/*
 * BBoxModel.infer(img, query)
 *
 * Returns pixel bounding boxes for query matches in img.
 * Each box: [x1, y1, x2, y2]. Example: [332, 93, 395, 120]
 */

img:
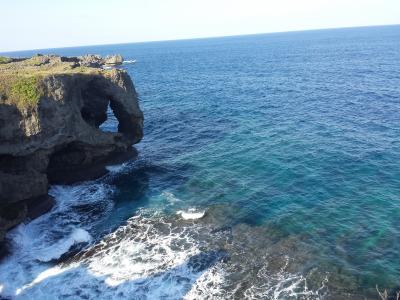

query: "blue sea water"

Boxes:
[1, 25, 400, 299]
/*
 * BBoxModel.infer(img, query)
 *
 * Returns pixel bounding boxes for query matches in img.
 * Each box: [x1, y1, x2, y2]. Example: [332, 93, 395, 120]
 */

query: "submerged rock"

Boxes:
[0, 54, 143, 246]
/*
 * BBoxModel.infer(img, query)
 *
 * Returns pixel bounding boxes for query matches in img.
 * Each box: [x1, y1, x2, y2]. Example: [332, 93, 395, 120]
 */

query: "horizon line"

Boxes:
[1, 23, 399, 55]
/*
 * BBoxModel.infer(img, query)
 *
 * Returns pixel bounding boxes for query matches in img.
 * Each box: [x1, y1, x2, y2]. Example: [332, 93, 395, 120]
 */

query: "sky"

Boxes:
[1, 0, 400, 52]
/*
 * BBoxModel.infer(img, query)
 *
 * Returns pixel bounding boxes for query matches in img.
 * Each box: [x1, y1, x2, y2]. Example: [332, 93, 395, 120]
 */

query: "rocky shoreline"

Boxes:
[0, 54, 143, 251]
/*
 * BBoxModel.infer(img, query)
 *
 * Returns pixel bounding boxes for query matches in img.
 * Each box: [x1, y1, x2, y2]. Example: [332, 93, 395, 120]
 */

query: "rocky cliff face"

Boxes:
[0, 54, 143, 246]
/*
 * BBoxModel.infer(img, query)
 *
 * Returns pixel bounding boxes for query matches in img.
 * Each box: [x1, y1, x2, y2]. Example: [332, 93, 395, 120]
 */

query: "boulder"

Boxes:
[104, 54, 124, 65]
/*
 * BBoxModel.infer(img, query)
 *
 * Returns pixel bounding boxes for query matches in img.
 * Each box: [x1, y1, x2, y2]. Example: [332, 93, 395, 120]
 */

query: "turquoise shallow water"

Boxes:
[1, 25, 400, 298]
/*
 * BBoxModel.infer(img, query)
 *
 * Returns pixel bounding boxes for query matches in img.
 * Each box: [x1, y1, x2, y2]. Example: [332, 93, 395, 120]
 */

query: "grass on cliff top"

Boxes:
[0, 56, 12, 64]
[0, 61, 105, 108]
[0, 57, 118, 108]
[0, 63, 102, 76]
[0, 75, 44, 108]
[0, 55, 105, 78]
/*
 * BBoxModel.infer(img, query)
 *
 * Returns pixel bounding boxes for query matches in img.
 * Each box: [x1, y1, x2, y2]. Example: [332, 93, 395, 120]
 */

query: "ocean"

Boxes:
[1, 25, 400, 299]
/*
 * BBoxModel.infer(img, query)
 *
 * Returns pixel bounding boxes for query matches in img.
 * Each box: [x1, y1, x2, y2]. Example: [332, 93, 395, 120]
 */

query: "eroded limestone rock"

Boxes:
[0, 54, 143, 245]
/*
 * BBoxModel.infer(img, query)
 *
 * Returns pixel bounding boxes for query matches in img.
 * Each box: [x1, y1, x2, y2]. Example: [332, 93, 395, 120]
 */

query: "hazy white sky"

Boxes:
[1, 0, 400, 52]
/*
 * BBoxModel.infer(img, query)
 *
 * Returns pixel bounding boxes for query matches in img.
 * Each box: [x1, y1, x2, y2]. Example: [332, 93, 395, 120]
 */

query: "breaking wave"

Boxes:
[0, 184, 329, 299]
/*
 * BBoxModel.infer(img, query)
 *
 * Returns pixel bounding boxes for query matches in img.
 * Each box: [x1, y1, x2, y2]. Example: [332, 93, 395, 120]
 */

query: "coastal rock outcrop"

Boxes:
[104, 54, 124, 65]
[0, 54, 143, 246]
[78, 54, 124, 67]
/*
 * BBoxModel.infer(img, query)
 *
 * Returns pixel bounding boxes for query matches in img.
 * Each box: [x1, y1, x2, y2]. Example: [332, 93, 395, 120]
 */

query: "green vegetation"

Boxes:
[0, 56, 12, 64]
[10, 76, 43, 107]
[0, 75, 44, 108]
[27, 56, 42, 66]
[0, 63, 101, 77]
[0, 54, 111, 108]
[26, 55, 49, 66]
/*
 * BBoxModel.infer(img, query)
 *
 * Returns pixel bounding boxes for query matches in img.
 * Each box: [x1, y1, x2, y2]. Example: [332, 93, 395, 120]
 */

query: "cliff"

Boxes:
[0, 54, 143, 247]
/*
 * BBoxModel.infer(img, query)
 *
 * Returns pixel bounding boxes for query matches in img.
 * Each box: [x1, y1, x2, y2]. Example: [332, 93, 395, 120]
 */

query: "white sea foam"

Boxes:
[35, 228, 92, 262]
[183, 264, 226, 299]
[177, 208, 206, 220]
[241, 257, 328, 299]
[15, 265, 74, 296]
[0, 182, 114, 299]
[1, 212, 226, 299]
[161, 191, 182, 203]
[78, 213, 220, 298]
[105, 163, 127, 173]
[0, 182, 326, 299]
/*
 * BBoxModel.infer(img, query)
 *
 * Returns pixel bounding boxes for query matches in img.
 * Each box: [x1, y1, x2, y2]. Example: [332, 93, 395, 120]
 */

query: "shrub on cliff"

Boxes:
[0, 75, 43, 108]
[10, 76, 43, 107]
